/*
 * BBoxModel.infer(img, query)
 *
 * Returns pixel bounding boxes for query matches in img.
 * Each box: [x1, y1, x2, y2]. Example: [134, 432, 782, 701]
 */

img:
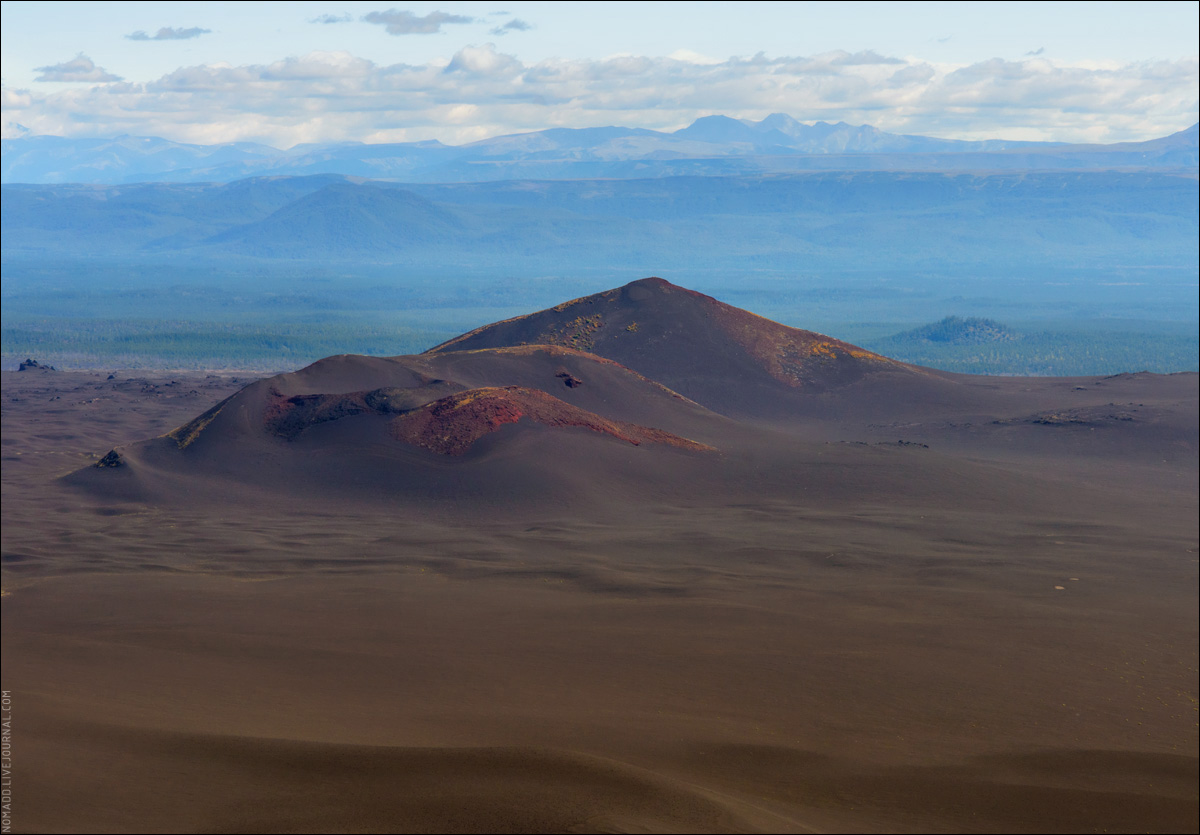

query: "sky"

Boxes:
[1, 1, 1197, 147]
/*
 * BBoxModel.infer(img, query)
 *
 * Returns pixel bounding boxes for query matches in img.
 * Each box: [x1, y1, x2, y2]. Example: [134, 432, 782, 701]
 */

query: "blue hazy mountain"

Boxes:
[205, 182, 463, 257]
[3, 116, 1195, 185]
[4, 171, 1195, 273]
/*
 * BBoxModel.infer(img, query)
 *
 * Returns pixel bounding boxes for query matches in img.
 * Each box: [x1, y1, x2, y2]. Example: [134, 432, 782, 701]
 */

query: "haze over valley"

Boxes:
[3, 117, 1198, 375]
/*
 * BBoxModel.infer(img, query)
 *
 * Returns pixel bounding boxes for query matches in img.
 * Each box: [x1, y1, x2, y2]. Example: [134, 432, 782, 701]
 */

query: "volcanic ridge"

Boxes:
[74, 277, 1197, 514]
[83, 277, 916, 472]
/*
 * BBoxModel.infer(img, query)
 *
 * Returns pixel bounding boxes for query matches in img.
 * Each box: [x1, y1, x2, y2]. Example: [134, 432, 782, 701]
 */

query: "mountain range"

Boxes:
[5, 170, 1196, 274]
[4, 115, 1196, 185]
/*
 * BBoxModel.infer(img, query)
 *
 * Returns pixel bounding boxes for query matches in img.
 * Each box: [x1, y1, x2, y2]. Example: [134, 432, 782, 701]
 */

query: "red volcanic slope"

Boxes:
[159, 346, 721, 454]
[390, 386, 715, 455]
[427, 277, 921, 416]
[69, 347, 730, 513]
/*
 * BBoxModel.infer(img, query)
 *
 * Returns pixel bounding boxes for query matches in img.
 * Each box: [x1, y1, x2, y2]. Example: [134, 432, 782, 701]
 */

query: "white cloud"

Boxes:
[444, 43, 521, 76]
[33, 54, 122, 83]
[1, 88, 33, 108]
[126, 27, 211, 41]
[362, 9, 473, 35]
[828, 50, 906, 66]
[4, 48, 1196, 147]
[489, 18, 532, 36]
[667, 50, 723, 66]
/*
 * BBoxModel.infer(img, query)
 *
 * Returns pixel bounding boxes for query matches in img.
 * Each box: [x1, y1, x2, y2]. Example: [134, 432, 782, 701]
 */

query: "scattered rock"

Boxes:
[95, 450, 124, 468]
[18, 358, 55, 372]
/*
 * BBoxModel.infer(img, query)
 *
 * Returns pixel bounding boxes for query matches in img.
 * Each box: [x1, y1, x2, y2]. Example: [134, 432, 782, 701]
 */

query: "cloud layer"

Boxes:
[6, 45, 1197, 146]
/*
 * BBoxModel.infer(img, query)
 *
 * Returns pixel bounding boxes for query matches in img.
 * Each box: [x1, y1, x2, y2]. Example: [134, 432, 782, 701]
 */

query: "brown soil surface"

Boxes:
[2, 284, 1197, 833]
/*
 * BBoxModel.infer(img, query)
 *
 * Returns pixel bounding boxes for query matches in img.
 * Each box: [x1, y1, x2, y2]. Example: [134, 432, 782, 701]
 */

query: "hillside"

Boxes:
[428, 277, 919, 417]
[67, 278, 1199, 513]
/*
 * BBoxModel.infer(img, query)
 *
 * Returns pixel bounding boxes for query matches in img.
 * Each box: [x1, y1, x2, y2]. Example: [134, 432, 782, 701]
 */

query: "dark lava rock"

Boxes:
[95, 450, 124, 468]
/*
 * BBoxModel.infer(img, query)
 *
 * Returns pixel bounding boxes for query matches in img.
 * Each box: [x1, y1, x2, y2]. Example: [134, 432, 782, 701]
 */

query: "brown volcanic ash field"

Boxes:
[2, 279, 1197, 833]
